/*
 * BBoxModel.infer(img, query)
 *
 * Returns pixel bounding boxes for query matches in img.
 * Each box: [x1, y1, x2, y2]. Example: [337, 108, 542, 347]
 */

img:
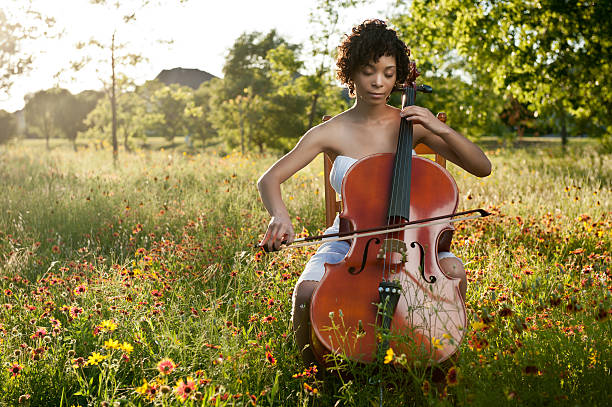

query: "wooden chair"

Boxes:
[322, 113, 448, 228]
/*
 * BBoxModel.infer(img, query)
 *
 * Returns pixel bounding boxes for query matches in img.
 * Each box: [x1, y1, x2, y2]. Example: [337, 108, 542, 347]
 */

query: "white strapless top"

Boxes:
[329, 151, 416, 196]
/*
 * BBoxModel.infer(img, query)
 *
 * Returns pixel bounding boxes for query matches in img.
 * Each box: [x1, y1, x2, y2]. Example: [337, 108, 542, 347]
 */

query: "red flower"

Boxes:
[265, 351, 276, 365]
[174, 377, 196, 402]
[261, 315, 277, 323]
[9, 362, 23, 378]
[446, 366, 459, 387]
[157, 358, 176, 375]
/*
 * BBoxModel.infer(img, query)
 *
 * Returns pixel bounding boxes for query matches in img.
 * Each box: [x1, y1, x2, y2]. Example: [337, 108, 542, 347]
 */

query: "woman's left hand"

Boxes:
[400, 106, 446, 135]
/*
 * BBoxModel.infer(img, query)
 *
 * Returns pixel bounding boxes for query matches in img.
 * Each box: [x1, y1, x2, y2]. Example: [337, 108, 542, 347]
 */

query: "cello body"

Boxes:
[309, 153, 467, 366]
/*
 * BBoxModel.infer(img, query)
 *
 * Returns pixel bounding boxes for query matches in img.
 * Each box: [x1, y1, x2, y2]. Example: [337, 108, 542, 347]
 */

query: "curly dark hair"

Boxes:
[336, 19, 410, 97]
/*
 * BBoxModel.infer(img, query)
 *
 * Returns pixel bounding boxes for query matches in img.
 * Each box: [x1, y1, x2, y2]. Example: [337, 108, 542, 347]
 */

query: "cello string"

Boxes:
[386, 83, 408, 282]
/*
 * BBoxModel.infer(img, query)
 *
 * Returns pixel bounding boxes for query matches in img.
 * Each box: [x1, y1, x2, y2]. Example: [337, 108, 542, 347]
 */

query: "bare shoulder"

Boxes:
[304, 113, 351, 155]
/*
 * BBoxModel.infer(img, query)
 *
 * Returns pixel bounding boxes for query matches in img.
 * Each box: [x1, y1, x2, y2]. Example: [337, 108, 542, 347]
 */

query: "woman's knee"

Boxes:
[439, 257, 465, 280]
[292, 280, 319, 316]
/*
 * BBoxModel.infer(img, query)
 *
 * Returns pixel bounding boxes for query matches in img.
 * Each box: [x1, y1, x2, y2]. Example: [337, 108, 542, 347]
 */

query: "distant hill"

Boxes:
[155, 68, 218, 90]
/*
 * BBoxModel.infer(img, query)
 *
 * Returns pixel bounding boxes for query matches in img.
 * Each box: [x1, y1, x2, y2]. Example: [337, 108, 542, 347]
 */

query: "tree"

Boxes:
[221, 30, 297, 100]
[24, 88, 70, 149]
[0, 110, 17, 144]
[189, 80, 219, 147]
[56, 90, 103, 150]
[304, 0, 367, 128]
[69, 0, 179, 163]
[393, 0, 612, 145]
[148, 84, 194, 142]
[0, 3, 57, 97]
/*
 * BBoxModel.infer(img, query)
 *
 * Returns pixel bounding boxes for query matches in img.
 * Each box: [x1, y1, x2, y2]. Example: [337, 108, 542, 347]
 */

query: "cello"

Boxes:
[309, 62, 467, 366]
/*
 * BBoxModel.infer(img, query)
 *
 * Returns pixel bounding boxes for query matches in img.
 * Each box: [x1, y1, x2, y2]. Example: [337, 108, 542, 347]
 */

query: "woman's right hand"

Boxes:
[259, 215, 295, 252]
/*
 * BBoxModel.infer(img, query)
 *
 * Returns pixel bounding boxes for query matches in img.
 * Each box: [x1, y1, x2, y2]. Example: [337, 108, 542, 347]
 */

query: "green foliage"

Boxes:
[393, 0, 612, 140]
[24, 88, 101, 149]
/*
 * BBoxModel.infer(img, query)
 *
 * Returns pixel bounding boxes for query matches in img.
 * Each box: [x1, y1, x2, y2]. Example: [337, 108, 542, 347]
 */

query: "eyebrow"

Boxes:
[364, 64, 396, 69]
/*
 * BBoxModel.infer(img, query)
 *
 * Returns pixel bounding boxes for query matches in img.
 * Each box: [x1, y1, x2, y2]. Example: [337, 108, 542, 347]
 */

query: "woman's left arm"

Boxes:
[401, 105, 491, 177]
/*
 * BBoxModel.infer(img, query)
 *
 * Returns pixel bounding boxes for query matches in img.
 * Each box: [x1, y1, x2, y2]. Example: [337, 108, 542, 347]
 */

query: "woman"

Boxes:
[257, 19, 491, 365]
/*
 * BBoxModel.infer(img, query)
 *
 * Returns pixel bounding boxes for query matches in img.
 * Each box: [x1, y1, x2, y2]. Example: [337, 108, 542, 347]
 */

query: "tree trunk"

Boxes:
[111, 32, 118, 165]
[123, 128, 131, 152]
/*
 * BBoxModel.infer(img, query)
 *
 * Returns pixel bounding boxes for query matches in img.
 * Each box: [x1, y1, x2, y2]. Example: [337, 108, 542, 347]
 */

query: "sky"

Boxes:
[1, 0, 397, 112]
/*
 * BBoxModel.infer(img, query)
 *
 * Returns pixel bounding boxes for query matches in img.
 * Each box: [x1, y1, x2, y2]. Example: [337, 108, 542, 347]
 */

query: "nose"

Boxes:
[372, 73, 384, 88]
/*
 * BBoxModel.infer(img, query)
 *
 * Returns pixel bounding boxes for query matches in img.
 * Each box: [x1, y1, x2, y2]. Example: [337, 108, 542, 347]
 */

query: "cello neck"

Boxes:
[387, 82, 416, 222]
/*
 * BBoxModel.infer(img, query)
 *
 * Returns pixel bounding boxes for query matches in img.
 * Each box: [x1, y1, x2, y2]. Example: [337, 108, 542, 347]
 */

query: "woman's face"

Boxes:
[352, 54, 396, 104]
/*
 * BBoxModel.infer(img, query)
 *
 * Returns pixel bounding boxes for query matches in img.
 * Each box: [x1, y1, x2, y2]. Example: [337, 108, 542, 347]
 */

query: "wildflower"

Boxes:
[9, 362, 23, 378]
[72, 357, 85, 368]
[303, 383, 318, 395]
[120, 342, 134, 354]
[30, 327, 48, 339]
[157, 358, 176, 375]
[104, 338, 121, 350]
[261, 315, 277, 323]
[100, 319, 118, 332]
[135, 379, 149, 396]
[70, 306, 84, 318]
[472, 320, 488, 331]
[73, 284, 87, 295]
[383, 347, 394, 364]
[446, 366, 459, 387]
[52, 245, 60, 253]
[174, 377, 196, 402]
[431, 337, 444, 350]
[421, 380, 430, 395]
[265, 351, 276, 365]
[86, 352, 108, 366]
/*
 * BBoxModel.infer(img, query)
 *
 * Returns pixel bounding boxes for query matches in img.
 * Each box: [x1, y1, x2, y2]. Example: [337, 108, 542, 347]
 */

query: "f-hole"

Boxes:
[410, 241, 436, 284]
[348, 237, 380, 275]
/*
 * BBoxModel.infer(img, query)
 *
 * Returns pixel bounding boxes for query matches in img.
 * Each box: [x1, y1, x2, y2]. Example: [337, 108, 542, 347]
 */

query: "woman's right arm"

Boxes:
[257, 126, 329, 251]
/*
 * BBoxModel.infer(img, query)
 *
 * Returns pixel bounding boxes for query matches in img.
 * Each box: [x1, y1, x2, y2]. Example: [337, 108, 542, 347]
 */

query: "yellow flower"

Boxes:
[104, 338, 121, 350]
[383, 347, 394, 364]
[86, 352, 108, 366]
[472, 321, 488, 331]
[135, 378, 149, 395]
[100, 319, 118, 332]
[432, 337, 443, 350]
[120, 342, 134, 354]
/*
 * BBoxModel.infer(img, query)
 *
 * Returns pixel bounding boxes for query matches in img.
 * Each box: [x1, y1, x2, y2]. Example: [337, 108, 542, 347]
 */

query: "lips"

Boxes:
[368, 92, 385, 98]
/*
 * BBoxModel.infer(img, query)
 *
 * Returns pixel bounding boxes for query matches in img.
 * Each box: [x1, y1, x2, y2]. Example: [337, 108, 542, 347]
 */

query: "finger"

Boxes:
[286, 230, 295, 245]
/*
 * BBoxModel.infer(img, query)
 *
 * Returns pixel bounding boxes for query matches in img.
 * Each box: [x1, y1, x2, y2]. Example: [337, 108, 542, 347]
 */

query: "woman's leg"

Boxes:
[292, 280, 319, 365]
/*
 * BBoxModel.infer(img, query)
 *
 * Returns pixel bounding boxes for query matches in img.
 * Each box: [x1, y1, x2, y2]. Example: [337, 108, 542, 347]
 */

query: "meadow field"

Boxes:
[0, 139, 610, 406]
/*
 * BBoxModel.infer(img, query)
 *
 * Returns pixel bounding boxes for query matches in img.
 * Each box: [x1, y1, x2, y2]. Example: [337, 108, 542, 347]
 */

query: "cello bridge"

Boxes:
[377, 238, 408, 267]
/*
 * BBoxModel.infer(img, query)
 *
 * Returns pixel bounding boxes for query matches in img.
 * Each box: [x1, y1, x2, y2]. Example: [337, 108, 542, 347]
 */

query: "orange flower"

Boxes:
[174, 377, 196, 402]
[9, 362, 23, 378]
[157, 358, 176, 375]
[446, 366, 459, 387]
[265, 351, 276, 365]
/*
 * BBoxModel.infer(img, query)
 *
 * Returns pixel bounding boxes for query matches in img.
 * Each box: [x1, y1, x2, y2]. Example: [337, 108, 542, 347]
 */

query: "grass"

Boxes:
[0, 138, 610, 406]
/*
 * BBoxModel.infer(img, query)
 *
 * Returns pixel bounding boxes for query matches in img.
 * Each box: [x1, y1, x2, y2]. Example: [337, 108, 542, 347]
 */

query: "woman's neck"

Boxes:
[349, 98, 390, 123]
